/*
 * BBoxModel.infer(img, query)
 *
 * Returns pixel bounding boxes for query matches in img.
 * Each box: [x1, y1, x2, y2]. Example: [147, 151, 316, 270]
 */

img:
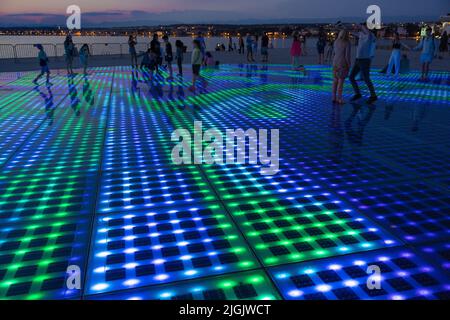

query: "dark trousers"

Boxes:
[177, 58, 183, 75]
[349, 58, 376, 97]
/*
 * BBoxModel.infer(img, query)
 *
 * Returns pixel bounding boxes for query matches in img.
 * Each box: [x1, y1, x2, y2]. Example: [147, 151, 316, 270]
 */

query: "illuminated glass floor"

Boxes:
[0, 64, 449, 300]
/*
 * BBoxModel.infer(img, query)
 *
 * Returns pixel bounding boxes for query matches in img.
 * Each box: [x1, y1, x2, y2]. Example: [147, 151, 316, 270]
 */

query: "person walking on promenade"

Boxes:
[261, 32, 269, 62]
[253, 35, 259, 60]
[349, 23, 378, 104]
[175, 40, 185, 77]
[301, 33, 308, 56]
[128, 35, 138, 68]
[317, 29, 327, 64]
[246, 33, 254, 62]
[195, 32, 207, 62]
[325, 35, 335, 63]
[188, 40, 208, 92]
[290, 32, 306, 74]
[332, 30, 351, 104]
[64, 35, 75, 75]
[32, 44, 52, 86]
[239, 35, 245, 54]
[228, 36, 234, 52]
[413, 27, 438, 81]
[79, 44, 90, 75]
[386, 32, 409, 78]
[163, 35, 174, 80]
[150, 33, 162, 74]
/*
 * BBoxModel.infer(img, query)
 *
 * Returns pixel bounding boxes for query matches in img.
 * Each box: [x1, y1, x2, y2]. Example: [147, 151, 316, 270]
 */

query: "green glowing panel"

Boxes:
[0, 218, 89, 299]
[226, 193, 398, 266]
[0, 173, 97, 223]
[88, 270, 280, 300]
[85, 202, 260, 295]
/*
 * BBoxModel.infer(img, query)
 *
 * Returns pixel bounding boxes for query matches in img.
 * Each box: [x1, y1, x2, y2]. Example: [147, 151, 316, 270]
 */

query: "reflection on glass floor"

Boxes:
[0, 64, 449, 300]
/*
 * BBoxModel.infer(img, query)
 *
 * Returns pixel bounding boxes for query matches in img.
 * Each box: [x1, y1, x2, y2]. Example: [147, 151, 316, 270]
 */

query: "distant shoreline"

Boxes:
[0, 17, 442, 29]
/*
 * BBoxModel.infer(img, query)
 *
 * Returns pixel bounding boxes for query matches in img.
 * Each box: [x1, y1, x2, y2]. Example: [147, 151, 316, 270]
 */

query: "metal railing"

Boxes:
[0, 39, 420, 62]
[0, 42, 152, 61]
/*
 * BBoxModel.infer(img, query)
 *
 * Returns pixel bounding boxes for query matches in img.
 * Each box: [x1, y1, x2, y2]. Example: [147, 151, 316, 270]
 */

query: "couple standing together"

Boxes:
[332, 23, 378, 105]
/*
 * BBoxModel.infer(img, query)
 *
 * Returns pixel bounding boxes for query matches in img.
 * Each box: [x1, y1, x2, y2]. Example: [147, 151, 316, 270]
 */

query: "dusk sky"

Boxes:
[0, 0, 448, 26]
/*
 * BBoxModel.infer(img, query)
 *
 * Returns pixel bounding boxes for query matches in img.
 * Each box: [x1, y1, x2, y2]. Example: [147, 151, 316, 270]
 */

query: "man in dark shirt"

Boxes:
[163, 35, 174, 80]
[150, 33, 162, 73]
[261, 32, 270, 62]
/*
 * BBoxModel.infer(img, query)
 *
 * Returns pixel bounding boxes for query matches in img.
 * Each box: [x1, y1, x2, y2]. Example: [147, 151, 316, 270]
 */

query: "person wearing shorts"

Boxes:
[413, 27, 437, 81]
[189, 40, 207, 92]
[33, 44, 52, 86]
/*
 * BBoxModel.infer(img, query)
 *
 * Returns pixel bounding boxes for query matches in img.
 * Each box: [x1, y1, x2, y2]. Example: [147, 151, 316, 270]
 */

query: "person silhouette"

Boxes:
[32, 44, 52, 86]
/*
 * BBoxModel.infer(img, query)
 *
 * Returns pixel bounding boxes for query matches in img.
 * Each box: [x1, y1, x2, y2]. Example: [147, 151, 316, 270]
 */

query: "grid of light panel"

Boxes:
[0, 76, 77, 166]
[0, 173, 97, 223]
[417, 242, 450, 273]
[0, 64, 449, 300]
[371, 145, 450, 178]
[88, 270, 280, 300]
[337, 182, 450, 244]
[86, 203, 259, 295]
[0, 70, 114, 299]
[225, 193, 397, 266]
[269, 247, 450, 300]
[199, 151, 406, 202]
[0, 217, 89, 299]
[0, 71, 32, 86]
[97, 165, 217, 213]
[2, 74, 112, 176]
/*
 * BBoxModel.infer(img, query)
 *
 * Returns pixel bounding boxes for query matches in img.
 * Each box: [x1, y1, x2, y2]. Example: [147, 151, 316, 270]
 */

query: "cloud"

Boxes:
[0, 4, 445, 27]
[83, 11, 127, 17]
[5, 13, 61, 17]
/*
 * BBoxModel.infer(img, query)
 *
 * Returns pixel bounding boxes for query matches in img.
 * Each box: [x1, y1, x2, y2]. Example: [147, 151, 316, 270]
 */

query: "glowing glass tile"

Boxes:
[0, 173, 97, 223]
[87, 270, 280, 300]
[417, 242, 450, 273]
[338, 182, 450, 244]
[86, 203, 258, 295]
[372, 146, 450, 178]
[270, 247, 450, 300]
[97, 165, 217, 212]
[226, 193, 397, 266]
[2, 74, 113, 176]
[0, 218, 89, 299]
